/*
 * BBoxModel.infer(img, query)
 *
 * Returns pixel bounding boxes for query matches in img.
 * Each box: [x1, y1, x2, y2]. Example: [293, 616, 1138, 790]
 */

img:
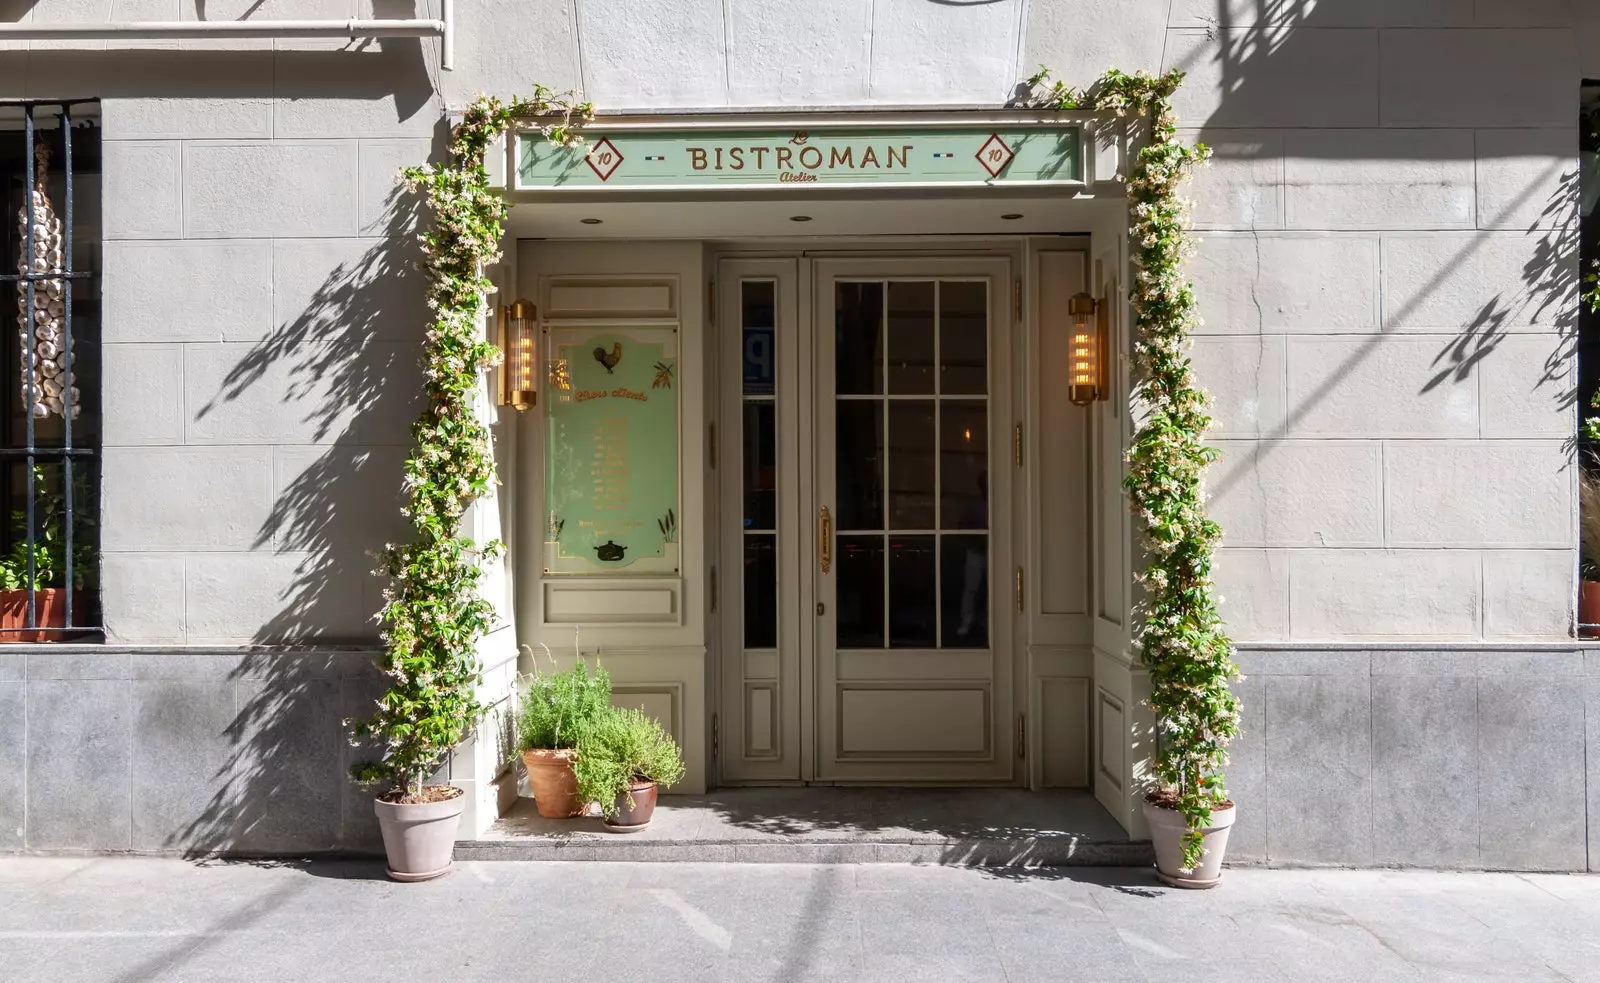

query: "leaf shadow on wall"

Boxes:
[176, 118, 447, 859]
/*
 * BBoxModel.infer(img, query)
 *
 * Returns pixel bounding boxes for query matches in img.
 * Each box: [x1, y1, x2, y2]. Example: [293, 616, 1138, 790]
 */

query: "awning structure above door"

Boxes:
[492, 109, 1118, 203]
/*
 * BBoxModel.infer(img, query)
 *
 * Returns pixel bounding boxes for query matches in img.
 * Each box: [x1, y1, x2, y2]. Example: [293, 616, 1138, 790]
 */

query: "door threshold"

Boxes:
[459, 787, 1148, 866]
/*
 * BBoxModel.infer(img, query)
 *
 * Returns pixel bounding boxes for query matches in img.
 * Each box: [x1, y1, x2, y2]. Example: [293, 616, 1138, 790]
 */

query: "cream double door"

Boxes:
[717, 255, 1016, 784]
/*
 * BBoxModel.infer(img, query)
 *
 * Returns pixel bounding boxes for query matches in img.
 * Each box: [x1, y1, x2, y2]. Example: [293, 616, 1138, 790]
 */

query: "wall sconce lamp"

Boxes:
[1068, 292, 1106, 407]
[498, 299, 538, 411]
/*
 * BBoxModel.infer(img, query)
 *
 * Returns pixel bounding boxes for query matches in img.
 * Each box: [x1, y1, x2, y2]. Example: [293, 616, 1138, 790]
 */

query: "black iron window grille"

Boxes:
[0, 100, 101, 640]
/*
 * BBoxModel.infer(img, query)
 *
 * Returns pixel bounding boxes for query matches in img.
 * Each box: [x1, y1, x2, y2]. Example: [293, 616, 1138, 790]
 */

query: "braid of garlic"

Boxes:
[15, 143, 78, 421]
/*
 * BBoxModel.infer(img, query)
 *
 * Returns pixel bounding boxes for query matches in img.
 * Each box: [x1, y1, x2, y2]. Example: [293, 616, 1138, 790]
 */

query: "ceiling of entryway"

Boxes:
[504, 193, 1123, 240]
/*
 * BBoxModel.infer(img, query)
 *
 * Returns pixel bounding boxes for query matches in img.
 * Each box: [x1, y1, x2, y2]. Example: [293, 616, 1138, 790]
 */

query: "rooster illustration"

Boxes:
[593, 342, 623, 374]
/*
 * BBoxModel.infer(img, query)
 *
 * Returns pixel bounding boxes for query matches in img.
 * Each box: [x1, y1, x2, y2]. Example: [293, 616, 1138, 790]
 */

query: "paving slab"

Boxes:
[3, 859, 1598, 983]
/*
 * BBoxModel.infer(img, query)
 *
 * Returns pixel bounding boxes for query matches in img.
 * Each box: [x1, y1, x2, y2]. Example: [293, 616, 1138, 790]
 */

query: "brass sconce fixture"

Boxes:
[498, 299, 538, 411]
[1067, 292, 1105, 407]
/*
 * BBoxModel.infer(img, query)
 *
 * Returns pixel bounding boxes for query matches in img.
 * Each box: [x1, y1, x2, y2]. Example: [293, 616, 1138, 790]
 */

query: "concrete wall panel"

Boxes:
[103, 240, 273, 343]
[1209, 439, 1383, 547]
[1385, 440, 1571, 548]
[1284, 129, 1476, 231]
[183, 141, 359, 238]
[1289, 550, 1481, 639]
[1285, 336, 1478, 438]
[1190, 233, 1379, 334]
[1380, 29, 1577, 127]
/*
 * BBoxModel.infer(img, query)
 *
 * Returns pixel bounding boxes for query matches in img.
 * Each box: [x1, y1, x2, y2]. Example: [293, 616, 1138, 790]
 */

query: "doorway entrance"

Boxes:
[716, 254, 1017, 784]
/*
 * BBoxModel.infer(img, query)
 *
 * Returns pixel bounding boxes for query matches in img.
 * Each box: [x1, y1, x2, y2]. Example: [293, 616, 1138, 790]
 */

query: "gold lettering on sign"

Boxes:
[779, 171, 817, 183]
[611, 387, 648, 402]
[683, 140, 920, 177]
[575, 389, 608, 402]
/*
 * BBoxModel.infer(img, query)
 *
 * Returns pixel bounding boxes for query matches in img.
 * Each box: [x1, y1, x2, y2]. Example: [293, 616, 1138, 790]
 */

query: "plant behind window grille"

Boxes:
[15, 144, 78, 420]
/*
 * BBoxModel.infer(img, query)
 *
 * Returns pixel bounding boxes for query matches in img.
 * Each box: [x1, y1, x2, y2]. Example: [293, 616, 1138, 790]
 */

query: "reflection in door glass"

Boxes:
[889, 535, 936, 648]
[743, 401, 775, 530]
[940, 401, 988, 531]
[835, 282, 884, 395]
[940, 280, 988, 395]
[835, 535, 885, 648]
[887, 400, 934, 529]
[835, 401, 883, 530]
[887, 281, 935, 395]
[744, 535, 777, 649]
[741, 280, 778, 652]
[941, 535, 988, 648]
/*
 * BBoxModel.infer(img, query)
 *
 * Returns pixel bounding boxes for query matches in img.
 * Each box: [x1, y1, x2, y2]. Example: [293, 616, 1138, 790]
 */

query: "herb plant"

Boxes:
[0, 466, 94, 593]
[346, 87, 593, 801]
[516, 660, 612, 751]
[1030, 67, 1241, 871]
[572, 705, 686, 819]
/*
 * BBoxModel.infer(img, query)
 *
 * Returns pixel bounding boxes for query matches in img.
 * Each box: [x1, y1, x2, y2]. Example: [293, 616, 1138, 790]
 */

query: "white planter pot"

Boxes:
[1142, 799, 1236, 889]
[374, 788, 465, 882]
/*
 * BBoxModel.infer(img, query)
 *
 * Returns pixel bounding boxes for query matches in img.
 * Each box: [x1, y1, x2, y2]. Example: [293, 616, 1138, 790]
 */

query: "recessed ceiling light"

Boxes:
[789, 215, 813, 223]
[1001, 213, 1024, 220]
[580, 217, 603, 225]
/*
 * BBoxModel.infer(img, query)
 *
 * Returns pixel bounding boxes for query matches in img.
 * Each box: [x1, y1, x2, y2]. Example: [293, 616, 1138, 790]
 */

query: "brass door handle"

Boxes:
[819, 506, 832, 575]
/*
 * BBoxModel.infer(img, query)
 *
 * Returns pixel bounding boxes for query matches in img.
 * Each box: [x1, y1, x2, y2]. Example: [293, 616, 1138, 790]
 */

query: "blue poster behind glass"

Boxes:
[742, 325, 774, 396]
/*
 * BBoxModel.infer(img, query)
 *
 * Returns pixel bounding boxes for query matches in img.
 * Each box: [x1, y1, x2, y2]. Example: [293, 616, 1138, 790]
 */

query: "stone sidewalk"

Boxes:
[3, 858, 1598, 982]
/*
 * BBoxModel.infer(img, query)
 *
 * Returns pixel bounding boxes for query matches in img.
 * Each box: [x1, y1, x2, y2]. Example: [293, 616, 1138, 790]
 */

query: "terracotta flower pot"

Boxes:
[522, 748, 583, 818]
[1580, 581, 1600, 639]
[374, 786, 464, 883]
[0, 588, 84, 643]
[604, 780, 658, 833]
[1143, 798, 1236, 890]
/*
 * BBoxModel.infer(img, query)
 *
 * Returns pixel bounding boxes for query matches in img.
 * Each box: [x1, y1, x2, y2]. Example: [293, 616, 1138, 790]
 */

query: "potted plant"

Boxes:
[0, 466, 94, 642]
[346, 536, 500, 882]
[1580, 469, 1600, 638]
[572, 704, 685, 832]
[516, 659, 612, 818]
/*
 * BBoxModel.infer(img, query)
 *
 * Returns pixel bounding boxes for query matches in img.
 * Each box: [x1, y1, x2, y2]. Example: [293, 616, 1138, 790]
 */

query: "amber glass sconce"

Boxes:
[1068, 292, 1105, 407]
[498, 299, 538, 410]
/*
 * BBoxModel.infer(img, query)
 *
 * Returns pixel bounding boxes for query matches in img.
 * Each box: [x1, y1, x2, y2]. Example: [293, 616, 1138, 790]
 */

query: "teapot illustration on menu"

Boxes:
[594, 540, 627, 562]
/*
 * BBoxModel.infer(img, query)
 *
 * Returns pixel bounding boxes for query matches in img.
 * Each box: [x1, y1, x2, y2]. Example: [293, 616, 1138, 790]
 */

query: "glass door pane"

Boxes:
[832, 280, 989, 650]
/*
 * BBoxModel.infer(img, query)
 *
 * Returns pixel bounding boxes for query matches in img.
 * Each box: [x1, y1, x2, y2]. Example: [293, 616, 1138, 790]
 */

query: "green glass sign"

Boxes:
[544, 326, 680, 575]
[515, 124, 1081, 191]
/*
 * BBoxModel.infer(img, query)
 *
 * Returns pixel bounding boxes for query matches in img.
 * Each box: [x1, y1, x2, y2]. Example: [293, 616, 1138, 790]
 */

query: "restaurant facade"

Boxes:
[2, 0, 1599, 870]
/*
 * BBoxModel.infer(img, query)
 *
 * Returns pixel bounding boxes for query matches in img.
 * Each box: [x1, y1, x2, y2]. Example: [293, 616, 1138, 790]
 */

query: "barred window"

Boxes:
[0, 101, 100, 640]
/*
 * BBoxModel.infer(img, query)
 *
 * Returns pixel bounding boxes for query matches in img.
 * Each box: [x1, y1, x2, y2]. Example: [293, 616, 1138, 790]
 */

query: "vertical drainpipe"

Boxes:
[441, 0, 454, 70]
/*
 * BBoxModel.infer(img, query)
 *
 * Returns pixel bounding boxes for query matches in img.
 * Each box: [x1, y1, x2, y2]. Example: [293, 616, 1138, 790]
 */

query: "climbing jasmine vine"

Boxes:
[1030, 67, 1241, 870]
[347, 88, 593, 799]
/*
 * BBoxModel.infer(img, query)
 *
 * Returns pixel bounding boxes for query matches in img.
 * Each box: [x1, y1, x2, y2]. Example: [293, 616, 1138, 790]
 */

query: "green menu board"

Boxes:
[544, 325, 680, 575]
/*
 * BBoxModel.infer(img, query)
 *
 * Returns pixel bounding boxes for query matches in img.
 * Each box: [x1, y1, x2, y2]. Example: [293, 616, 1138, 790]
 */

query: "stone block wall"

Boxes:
[0, 648, 384, 855]
[1228, 646, 1599, 872]
[1170, 8, 1584, 642]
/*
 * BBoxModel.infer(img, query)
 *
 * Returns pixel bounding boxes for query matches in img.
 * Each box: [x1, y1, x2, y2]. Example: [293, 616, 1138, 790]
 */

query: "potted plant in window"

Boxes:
[0, 467, 94, 643]
[516, 659, 612, 818]
[572, 704, 685, 832]
[1579, 469, 1600, 638]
